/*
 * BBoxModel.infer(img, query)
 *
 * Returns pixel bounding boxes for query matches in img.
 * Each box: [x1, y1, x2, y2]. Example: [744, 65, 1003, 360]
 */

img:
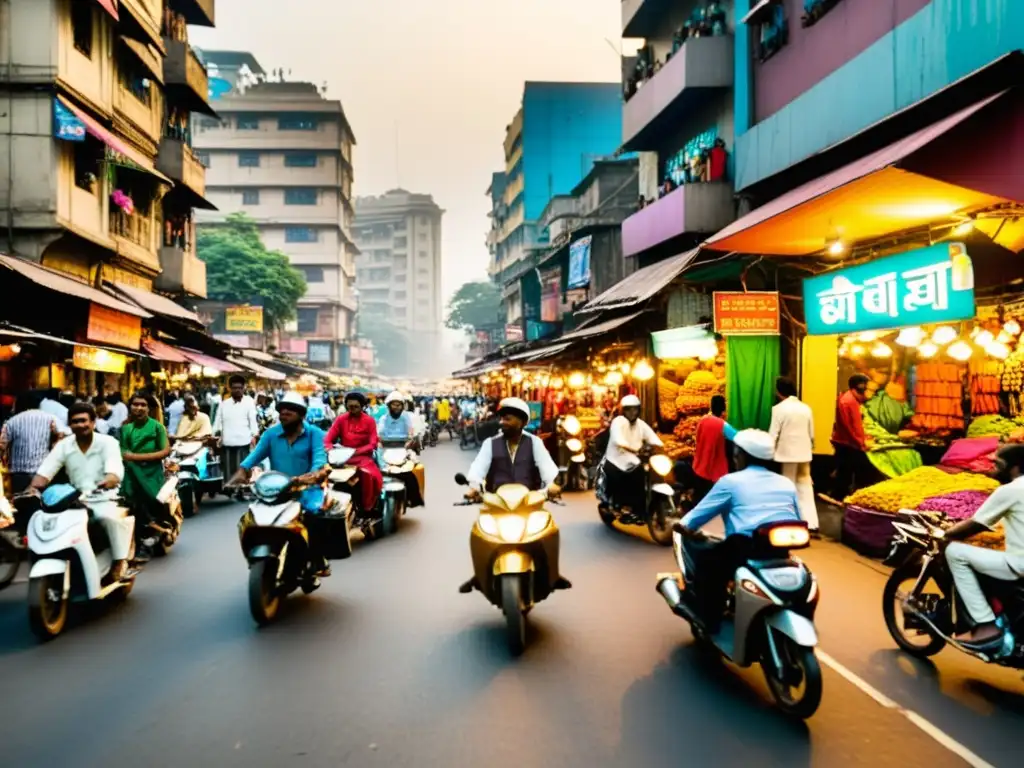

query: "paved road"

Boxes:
[1, 441, 1021, 767]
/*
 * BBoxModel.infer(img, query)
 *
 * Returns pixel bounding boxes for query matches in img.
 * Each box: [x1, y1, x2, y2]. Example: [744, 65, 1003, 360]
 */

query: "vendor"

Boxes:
[830, 373, 872, 499]
[691, 395, 736, 502]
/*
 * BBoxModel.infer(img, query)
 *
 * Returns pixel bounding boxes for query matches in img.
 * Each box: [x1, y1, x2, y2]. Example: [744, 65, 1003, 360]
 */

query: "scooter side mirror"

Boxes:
[454, 473, 469, 486]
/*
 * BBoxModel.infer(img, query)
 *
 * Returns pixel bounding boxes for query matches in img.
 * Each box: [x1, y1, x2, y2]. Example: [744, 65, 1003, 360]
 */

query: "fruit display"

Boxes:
[862, 412, 904, 448]
[845, 465, 999, 514]
[658, 377, 680, 421]
[1001, 348, 1024, 416]
[672, 370, 726, 417]
[966, 414, 1019, 440]
[910, 362, 964, 432]
[969, 359, 1002, 416]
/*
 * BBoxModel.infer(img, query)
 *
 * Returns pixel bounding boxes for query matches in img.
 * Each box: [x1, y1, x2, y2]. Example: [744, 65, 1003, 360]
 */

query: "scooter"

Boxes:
[454, 473, 569, 656]
[555, 415, 589, 492]
[167, 437, 223, 515]
[595, 447, 683, 545]
[655, 520, 823, 718]
[328, 446, 399, 540]
[18, 486, 137, 640]
[238, 471, 350, 626]
[379, 440, 426, 520]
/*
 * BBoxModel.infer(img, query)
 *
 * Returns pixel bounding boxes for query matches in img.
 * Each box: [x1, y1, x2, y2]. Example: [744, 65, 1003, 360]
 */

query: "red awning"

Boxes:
[94, 0, 119, 20]
[143, 338, 190, 363]
[705, 91, 1007, 254]
[55, 95, 171, 184]
[178, 348, 242, 374]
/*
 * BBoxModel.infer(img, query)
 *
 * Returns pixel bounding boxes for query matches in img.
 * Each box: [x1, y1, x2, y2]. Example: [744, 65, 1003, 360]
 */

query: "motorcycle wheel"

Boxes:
[763, 635, 823, 719]
[501, 574, 527, 656]
[647, 499, 677, 547]
[28, 573, 68, 640]
[382, 497, 401, 536]
[180, 487, 196, 518]
[0, 533, 22, 589]
[598, 504, 617, 529]
[248, 559, 281, 626]
[882, 563, 946, 657]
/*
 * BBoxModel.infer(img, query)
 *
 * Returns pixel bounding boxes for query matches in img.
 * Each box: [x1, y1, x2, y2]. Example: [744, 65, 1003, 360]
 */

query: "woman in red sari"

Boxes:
[324, 391, 382, 513]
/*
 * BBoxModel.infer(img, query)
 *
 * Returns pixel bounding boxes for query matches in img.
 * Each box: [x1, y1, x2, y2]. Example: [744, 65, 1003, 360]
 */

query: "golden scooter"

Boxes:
[454, 473, 569, 656]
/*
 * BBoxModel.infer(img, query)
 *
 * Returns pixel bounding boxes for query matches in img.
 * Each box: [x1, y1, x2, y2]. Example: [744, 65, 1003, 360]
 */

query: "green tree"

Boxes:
[445, 280, 502, 332]
[197, 213, 307, 330]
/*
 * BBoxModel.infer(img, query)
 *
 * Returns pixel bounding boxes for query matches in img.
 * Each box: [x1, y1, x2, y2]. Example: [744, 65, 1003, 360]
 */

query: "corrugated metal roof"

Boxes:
[579, 248, 699, 314]
[0, 255, 151, 318]
[559, 311, 645, 341]
[106, 282, 200, 324]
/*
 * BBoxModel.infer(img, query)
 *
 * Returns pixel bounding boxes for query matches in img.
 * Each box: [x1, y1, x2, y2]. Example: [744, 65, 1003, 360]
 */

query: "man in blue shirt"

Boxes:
[677, 428, 801, 632]
[377, 391, 416, 448]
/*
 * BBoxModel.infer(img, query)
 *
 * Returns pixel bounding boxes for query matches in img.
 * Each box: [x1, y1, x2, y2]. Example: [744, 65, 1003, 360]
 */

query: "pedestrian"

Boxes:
[106, 392, 129, 435]
[213, 375, 258, 499]
[768, 376, 818, 534]
[119, 392, 172, 561]
[166, 390, 185, 434]
[692, 395, 737, 503]
[176, 395, 213, 440]
[0, 391, 62, 497]
[94, 398, 113, 435]
[830, 373, 872, 500]
[40, 388, 69, 433]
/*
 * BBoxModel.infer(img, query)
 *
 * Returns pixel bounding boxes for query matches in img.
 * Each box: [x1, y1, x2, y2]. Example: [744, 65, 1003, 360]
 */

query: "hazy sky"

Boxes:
[192, 0, 628, 306]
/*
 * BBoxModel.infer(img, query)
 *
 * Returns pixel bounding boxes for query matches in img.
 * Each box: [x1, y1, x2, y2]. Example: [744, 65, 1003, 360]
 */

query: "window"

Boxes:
[299, 267, 324, 283]
[418, 250, 428, 259]
[284, 152, 318, 168]
[278, 114, 318, 131]
[198, 117, 221, 130]
[73, 139, 102, 193]
[417, 268, 428, 275]
[284, 188, 318, 205]
[285, 227, 319, 243]
[237, 115, 260, 130]
[418, 232, 427, 241]
[394, 236, 407, 248]
[417, 283, 429, 291]
[195, 150, 211, 168]
[420, 217, 428, 226]
[297, 308, 318, 334]
[71, 1, 93, 57]
[238, 152, 260, 168]
[117, 47, 152, 105]
[242, 190, 260, 205]
[395, 291, 407, 300]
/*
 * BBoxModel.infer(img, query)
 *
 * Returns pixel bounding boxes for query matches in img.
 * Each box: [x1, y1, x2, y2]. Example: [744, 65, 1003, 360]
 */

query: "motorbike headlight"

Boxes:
[649, 454, 673, 477]
[525, 511, 551, 536]
[565, 437, 584, 453]
[478, 513, 499, 536]
[562, 415, 581, 436]
[496, 514, 527, 543]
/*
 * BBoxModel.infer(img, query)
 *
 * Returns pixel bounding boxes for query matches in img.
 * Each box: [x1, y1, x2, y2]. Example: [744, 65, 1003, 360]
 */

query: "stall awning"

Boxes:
[580, 249, 700, 315]
[143, 338, 190, 363]
[55, 96, 171, 184]
[178, 348, 242, 374]
[704, 92, 1009, 256]
[231, 356, 286, 381]
[93, 0, 119, 20]
[559, 311, 645, 342]
[0, 255, 151, 318]
[105, 282, 200, 324]
[241, 349, 275, 362]
[0, 322, 141, 356]
[524, 342, 573, 362]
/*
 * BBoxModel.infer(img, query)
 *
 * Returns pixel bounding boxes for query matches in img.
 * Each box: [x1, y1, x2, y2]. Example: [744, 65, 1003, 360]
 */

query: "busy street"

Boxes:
[0, 439, 1018, 768]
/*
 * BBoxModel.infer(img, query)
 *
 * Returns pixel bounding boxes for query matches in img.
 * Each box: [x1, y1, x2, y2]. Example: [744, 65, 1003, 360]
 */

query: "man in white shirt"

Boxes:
[465, 397, 560, 496]
[602, 394, 663, 512]
[105, 393, 129, 433]
[944, 444, 1024, 646]
[40, 389, 70, 435]
[768, 377, 818, 533]
[213, 375, 258, 498]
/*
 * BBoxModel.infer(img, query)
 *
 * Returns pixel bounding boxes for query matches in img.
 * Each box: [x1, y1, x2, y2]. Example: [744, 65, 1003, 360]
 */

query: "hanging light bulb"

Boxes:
[931, 326, 958, 345]
[632, 359, 655, 381]
[895, 327, 925, 347]
[871, 342, 892, 358]
[997, 330, 1012, 344]
[975, 330, 995, 347]
[620, 362, 632, 374]
[947, 340, 973, 361]
[605, 371, 624, 386]
[986, 341, 1011, 360]
[850, 344, 866, 358]
[568, 371, 586, 389]
[550, 376, 564, 389]
[918, 342, 939, 359]
[1003, 319, 1021, 336]
[857, 331, 880, 342]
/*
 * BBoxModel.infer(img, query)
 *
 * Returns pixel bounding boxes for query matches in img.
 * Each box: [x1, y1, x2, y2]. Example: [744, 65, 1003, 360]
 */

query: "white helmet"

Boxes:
[733, 429, 775, 461]
[620, 394, 641, 408]
[278, 391, 307, 413]
[497, 396, 531, 422]
[385, 390, 405, 405]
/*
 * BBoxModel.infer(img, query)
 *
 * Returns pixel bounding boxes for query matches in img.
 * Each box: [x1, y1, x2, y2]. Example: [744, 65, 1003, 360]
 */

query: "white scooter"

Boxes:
[18, 484, 137, 640]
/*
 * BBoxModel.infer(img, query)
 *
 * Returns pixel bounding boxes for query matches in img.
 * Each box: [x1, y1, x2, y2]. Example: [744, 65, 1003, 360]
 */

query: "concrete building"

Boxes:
[353, 189, 444, 375]
[193, 55, 357, 370]
[619, 0, 737, 267]
[489, 81, 623, 327]
[0, 0, 216, 297]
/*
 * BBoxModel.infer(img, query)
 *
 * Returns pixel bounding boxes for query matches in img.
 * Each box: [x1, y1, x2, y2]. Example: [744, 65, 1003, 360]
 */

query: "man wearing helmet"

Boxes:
[676, 429, 801, 631]
[378, 391, 417, 449]
[602, 394, 664, 514]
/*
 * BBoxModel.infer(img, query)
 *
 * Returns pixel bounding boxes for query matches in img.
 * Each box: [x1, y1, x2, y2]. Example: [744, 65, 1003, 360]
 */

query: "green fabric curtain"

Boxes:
[725, 335, 780, 431]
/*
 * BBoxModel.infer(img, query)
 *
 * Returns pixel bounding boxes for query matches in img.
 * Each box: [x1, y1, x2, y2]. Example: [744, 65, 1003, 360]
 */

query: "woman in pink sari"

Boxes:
[324, 391, 382, 513]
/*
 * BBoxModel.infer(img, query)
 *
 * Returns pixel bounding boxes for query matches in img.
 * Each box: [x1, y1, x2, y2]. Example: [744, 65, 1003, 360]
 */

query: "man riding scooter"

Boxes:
[227, 392, 332, 583]
[377, 391, 425, 507]
[602, 394, 663, 513]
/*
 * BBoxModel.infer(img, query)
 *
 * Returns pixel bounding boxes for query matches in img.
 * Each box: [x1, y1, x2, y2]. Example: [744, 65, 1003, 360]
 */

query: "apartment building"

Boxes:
[193, 57, 357, 370]
[353, 189, 444, 374]
[0, 0, 215, 297]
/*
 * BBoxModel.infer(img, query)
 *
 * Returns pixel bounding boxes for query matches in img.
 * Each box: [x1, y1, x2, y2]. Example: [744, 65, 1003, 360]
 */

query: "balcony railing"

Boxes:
[110, 208, 159, 269]
[155, 245, 207, 298]
[156, 137, 206, 197]
[621, 182, 734, 257]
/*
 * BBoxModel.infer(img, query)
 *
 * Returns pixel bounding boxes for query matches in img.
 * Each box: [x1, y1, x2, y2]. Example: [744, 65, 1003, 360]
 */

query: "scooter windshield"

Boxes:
[253, 472, 292, 503]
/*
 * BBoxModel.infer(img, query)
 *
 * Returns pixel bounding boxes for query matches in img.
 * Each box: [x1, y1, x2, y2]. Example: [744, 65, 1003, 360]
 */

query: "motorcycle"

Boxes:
[595, 447, 684, 545]
[143, 475, 184, 557]
[166, 437, 223, 516]
[238, 471, 350, 626]
[454, 473, 568, 656]
[458, 416, 479, 450]
[18, 486, 137, 640]
[380, 440, 425, 522]
[882, 508, 1024, 667]
[656, 520, 823, 718]
[328, 446, 397, 540]
[555, 415, 590, 492]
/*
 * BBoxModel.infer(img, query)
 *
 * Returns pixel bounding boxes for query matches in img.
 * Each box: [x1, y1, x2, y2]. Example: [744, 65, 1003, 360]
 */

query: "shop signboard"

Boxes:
[567, 236, 593, 289]
[308, 341, 333, 366]
[802, 243, 975, 336]
[87, 303, 142, 350]
[73, 345, 127, 374]
[225, 305, 264, 333]
[713, 292, 781, 335]
[53, 98, 86, 142]
[651, 326, 717, 360]
[505, 324, 524, 342]
[539, 267, 561, 323]
[526, 320, 558, 341]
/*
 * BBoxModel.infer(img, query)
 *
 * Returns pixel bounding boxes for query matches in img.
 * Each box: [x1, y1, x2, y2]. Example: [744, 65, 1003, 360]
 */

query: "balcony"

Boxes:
[164, 40, 216, 117]
[110, 209, 160, 271]
[155, 245, 207, 297]
[114, 82, 162, 145]
[173, 0, 216, 27]
[156, 138, 206, 198]
[621, 182, 734, 257]
[623, 35, 733, 151]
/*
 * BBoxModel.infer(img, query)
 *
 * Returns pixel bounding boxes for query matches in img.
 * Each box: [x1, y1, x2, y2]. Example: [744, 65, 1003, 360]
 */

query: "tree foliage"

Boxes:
[445, 280, 502, 332]
[197, 213, 307, 330]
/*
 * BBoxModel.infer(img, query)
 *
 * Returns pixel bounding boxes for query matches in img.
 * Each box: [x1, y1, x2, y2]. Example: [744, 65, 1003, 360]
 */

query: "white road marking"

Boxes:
[816, 649, 997, 768]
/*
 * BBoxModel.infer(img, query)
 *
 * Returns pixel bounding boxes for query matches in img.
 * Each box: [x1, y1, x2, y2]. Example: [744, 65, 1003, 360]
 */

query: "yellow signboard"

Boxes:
[225, 306, 264, 333]
[73, 345, 128, 374]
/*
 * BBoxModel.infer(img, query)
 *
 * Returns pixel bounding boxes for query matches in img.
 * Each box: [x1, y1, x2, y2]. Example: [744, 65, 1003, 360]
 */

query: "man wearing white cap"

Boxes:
[602, 394, 663, 513]
[677, 428, 802, 631]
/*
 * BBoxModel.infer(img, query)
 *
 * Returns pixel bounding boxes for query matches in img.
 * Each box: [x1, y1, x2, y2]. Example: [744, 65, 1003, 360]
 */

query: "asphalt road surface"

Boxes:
[1, 441, 1021, 767]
